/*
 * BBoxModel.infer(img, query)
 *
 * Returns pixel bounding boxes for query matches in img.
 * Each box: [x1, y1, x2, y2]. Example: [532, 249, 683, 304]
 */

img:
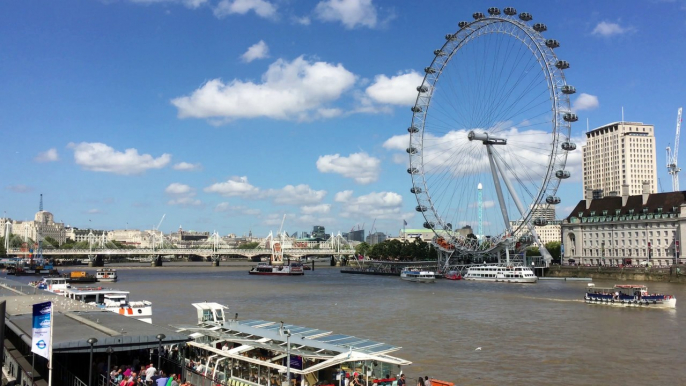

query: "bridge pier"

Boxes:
[212, 259, 220, 267]
[88, 255, 104, 267]
[151, 255, 163, 267]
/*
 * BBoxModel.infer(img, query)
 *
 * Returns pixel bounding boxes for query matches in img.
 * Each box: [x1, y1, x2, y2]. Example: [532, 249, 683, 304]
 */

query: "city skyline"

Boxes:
[1, 0, 685, 237]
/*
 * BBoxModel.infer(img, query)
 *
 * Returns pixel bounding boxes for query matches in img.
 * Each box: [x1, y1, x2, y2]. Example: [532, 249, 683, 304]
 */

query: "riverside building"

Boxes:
[561, 182, 685, 266]
[582, 121, 658, 196]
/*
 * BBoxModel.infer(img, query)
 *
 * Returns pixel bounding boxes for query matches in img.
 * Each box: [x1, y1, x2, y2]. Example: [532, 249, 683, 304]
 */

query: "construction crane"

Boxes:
[666, 107, 683, 191]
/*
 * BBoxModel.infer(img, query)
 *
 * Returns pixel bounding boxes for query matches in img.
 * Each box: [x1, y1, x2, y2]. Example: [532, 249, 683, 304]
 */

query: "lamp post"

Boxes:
[156, 334, 166, 371]
[285, 329, 291, 386]
[106, 347, 114, 386]
[87, 338, 98, 386]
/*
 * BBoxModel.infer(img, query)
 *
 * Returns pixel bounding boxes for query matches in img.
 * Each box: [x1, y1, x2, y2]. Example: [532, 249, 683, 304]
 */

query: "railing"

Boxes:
[53, 360, 87, 386]
[7, 248, 348, 256]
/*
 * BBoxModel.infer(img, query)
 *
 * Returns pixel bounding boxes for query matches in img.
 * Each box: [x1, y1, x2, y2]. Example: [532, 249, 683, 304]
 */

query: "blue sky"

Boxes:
[1, 0, 685, 238]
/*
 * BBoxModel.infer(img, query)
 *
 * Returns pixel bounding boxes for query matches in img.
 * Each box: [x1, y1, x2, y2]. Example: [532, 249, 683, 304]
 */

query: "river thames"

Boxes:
[7, 263, 686, 385]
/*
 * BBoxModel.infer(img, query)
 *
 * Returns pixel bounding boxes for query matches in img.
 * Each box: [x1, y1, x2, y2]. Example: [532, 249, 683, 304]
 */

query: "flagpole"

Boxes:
[48, 301, 53, 386]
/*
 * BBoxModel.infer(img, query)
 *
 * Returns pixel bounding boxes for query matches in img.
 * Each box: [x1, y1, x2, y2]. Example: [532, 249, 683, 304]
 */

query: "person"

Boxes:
[397, 374, 406, 386]
[424, 376, 430, 386]
[145, 364, 157, 385]
[417, 376, 424, 386]
[156, 371, 169, 386]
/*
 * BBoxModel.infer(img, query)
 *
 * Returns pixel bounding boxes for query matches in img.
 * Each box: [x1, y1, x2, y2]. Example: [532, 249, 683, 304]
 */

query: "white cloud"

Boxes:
[129, 0, 208, 9]
[213, 0, 277, 19]
[365, 71, 423, 106]
[68, 142, 171, 175]
[314, 0, 378, 29]
[5, 184, 33, 193]
[301, 204, 331, 214]
[316, 152, 380, 184]
[334, 190, 354, 202]
[86, 208, 103, 214]
[173, 162, 203, 171]
[241, 40, 269, 63]
[171, 56, 356, 122]
[165, 183, 194, 195]
[335, 190, 405, 219]
[204, 176, 259, 197]
[35, 148, 59, 163]
[215, 202, 261, 215]
[572, 93, 599, 112]
[168, 196, 202, 206]
[292, 16, 311, 25]
[592, 21, 633, 37]
[264, 184, 327, 205]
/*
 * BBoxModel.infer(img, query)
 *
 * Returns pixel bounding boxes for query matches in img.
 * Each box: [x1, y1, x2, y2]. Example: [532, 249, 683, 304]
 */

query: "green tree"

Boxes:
[386, 239, 403, 260]
[526, 246, 541, 256]
[237, 241, 260, 249]
[354, 242, 370, 257]
[545, 241, 561, 263]
[0, 237, 6, 256]
[43, 236, 59, 248]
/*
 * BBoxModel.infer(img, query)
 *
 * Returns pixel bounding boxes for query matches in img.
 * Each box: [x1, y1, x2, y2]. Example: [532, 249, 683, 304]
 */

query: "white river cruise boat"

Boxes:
[96, 268, 118, 282]
[464, 264, 538, 283]
[34, 277, 153, 323]
[585, 284, 676, 309]
[400, 267, 436, 283]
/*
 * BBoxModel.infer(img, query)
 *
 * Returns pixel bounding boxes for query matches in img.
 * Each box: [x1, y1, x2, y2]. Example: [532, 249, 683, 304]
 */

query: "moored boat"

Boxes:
[463, 264, 537, 283]
[444, 271, 462, 280]
[96, 268, 118, 282]
[248, 241, 304, 276]
[584, 283, 676, 309]
[64, 270, 97, 283]
[400, 267, 436, 283]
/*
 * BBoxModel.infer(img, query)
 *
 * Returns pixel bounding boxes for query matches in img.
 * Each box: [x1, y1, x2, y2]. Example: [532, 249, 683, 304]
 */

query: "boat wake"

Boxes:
[521, 296, 585, 303]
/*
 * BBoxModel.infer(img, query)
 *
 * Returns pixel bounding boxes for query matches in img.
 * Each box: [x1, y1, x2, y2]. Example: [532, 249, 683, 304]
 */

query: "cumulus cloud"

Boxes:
[365, 71, 423, 106]
[292, 16, 311, 25]
[316, 152, 380, 184]
[301, 204, 331, 214]
[592, 21, 633, 37]
[204, 176, 259, 197]
[335, 190, 405, 219]
[35, 148, 59, 163]
[213, 0, 277, 19]
[241, 40, 269, 63]
[171, 56, 356, 122]
[165, 183, 194, 195]
[314, 0, 378, 29]
[263, 184, 327, 205]
[68, 142, 171, 175]
[215, 202, 261, 215]
[173, 162, 203, 171]
[572, 93, 599, 112]
[168, 196, 202, 206]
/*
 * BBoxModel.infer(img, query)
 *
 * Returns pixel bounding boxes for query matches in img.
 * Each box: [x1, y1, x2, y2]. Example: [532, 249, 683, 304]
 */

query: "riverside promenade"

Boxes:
[546, 265, 686, 283]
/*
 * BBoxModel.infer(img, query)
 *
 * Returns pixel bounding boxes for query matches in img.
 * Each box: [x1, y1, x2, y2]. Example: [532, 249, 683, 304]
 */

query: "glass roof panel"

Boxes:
[314, 334, 351, 343]
[359, 344, 397, 354]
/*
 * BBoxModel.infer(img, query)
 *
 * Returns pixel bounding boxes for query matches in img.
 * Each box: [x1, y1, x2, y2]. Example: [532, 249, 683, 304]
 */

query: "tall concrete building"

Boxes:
[582, 121, 658, 197]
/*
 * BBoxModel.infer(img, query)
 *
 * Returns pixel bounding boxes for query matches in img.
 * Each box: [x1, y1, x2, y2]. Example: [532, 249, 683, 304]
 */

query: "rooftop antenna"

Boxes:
[622, 106, 624, 123]
[39, 193, 43, 212]
[586, 118, 589, 133]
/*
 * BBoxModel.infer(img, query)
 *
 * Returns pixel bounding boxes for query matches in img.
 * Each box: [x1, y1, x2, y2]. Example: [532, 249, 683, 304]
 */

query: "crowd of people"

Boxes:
[106, 362, 190, 386]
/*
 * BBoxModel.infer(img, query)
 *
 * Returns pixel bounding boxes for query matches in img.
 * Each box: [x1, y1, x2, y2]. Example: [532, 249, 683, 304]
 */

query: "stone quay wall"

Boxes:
[546, 265, 686, 283]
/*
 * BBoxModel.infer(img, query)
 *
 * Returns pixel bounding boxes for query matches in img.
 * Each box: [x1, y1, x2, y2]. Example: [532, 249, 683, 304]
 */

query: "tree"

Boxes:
[526, 246, 541, 256]
[386, 239, 403, 260]
[237, 241, 260, 249]
[43, 236, 59, 248]
[545, 241, 561, 263]
[354, 242, 370, 257]
[0, 237, 6, 256]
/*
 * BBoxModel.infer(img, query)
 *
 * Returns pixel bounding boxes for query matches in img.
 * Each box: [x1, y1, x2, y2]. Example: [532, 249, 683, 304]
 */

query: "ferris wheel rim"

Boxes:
[407, 10, 574, 253]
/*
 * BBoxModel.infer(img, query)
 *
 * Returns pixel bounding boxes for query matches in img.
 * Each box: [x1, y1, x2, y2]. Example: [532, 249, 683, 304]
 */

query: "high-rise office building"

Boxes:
[582, 121, 658, 197]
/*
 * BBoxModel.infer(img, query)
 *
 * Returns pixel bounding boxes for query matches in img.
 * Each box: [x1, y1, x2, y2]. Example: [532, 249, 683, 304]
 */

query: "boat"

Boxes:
[463, 264, 537, 283]
[5, 260, 58, 276]
[35, 277, 153, 322]
[248, 241, 304, 276]
[64, 270, 97, 283]
[96, 268, 118, 282]
[444, 271, 462, 280]
[400, 267, 436, 283]
[584, 283, 676, 309]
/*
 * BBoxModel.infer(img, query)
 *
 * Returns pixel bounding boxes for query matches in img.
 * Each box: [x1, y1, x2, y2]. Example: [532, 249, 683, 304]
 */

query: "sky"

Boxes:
[1, 0, 686, 238]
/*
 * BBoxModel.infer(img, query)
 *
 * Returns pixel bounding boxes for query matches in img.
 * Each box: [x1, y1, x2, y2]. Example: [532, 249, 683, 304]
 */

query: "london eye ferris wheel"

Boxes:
[407, 7, 578, 259]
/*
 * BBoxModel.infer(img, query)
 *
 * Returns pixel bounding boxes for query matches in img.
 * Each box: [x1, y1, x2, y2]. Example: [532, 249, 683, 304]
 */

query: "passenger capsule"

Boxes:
[561, 142, 577, 151]
[406, 147, 418, 155]
[458, 21, 469, 28]
[473, 12, 485, 20]
[445, 223, 452, 230]
[546, 196, 561, 205]
[445, 34, 457, 41]
[410, 186, 422, 194]
[503, 7, 517, 16]
[416, 205, 428, 212]
[545, 39, 560, 49]
[407, 167, 419, 175]
[417, 85, 429, 93]
[423, 221, 435, 229]
[408, 126, 419, 133]
[533, 23, 547, 32]
[556, 60, 570, 69]
[519, 12, 532, 21]
[561, 85, 576, 94]
[555, 170, 571, 179]
[519, 235, 533, 243]
[563, 113, 579, 122]
[487, 7, 500, 15]
[424, 67, 436, 74]
[533, 218, 548, 226]
[411, 106, 423, 113]
[434, 49, 446, 56]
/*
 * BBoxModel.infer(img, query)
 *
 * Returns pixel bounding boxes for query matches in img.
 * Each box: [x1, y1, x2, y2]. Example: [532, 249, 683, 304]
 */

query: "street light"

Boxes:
[285, 329, 292, 386]
[87, 337, 98, 386]
[106, 347, 114, 386]
[156, 334, 166, 371]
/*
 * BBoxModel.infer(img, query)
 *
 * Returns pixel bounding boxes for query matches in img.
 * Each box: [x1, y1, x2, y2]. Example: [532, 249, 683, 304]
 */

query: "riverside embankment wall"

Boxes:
[546, 266, 686, 283]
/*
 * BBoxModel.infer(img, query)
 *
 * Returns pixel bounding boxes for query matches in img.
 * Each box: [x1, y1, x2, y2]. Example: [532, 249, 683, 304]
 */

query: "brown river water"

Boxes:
[10, 262, 686, 385]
